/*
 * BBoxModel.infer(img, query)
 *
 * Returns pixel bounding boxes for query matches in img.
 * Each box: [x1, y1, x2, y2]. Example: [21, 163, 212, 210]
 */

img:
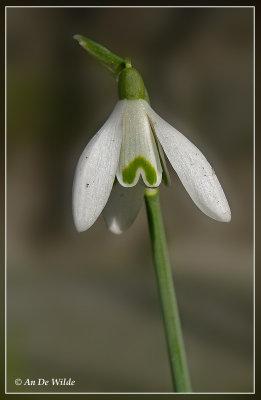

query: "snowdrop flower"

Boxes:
[73, 67, 231, 233]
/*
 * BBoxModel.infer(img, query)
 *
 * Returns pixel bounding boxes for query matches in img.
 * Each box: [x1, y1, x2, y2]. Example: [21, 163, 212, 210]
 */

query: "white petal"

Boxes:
[103, 180, 144, 234]
[145, 102, 231, 222]
[72, 101, 125, 232]
[116, 100, 162, 188]
[154, 137, 171, 186]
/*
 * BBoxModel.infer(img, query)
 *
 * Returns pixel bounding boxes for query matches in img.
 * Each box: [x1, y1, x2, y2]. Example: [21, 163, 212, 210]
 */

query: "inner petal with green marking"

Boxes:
[122, 156, 157, 186]
[117, 99, 162, 188]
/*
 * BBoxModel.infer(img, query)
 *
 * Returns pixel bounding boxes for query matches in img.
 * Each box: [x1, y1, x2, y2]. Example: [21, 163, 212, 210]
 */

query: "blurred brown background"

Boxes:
[7, 7, 253, 393]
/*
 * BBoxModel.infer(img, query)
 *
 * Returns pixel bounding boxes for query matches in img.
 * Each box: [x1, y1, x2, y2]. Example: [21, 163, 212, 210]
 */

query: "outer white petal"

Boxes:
[72, 101, 125, 232]
[117, 99, 162, 188]
[103, 180, 145, 234]
[144, 101, 231, 222]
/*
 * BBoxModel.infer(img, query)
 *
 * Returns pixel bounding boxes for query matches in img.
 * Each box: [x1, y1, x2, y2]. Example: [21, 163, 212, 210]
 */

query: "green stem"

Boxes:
[144, 188, 192, 393]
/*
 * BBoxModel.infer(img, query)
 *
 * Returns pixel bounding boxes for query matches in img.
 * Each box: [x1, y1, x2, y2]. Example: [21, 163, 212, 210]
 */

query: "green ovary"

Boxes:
[122, 156, 157, 185]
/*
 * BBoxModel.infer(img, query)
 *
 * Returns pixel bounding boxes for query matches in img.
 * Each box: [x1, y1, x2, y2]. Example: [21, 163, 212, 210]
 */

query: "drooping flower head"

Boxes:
[73, 36, 231, 234]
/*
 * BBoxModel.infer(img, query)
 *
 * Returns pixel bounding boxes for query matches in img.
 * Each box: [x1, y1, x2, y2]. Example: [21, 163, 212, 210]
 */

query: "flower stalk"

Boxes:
[145, 188, 191, 392]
